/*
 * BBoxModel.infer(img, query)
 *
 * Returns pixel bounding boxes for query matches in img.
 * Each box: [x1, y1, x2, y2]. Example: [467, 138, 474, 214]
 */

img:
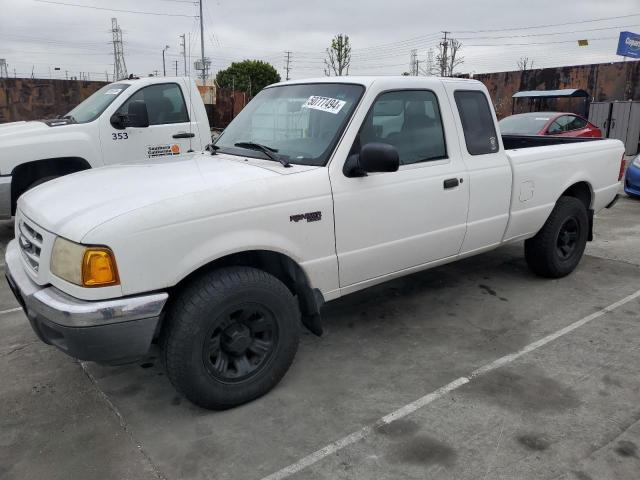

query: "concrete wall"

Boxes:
[0, 78, 107, 123]
[475, 61, 640, 119]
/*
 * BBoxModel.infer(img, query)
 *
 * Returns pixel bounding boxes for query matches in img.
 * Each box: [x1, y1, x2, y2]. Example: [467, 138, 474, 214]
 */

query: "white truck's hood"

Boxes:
[0, 120, 50, 139]
[18, 152, 302, 242]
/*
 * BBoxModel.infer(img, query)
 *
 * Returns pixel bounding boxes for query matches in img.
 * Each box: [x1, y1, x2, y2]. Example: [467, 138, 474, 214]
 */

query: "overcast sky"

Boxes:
[1, 0, 639, 82]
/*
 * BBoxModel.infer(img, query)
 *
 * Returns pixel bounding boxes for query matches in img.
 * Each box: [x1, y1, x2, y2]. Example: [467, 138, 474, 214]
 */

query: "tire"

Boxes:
[162, 266, 300, 409]
[525, 196, 589, 278]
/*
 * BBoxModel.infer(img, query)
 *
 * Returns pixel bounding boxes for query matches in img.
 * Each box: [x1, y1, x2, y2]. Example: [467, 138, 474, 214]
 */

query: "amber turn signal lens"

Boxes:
[82, 249, 119, 287]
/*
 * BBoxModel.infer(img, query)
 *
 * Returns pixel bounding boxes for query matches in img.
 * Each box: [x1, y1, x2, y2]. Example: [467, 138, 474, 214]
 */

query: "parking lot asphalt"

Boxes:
[1, 195, 639, 480]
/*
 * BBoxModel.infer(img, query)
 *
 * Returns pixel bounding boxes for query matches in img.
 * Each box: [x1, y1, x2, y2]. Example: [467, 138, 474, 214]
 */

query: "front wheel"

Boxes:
[524, 196, 589, 278]
[162, 266, 300, 409]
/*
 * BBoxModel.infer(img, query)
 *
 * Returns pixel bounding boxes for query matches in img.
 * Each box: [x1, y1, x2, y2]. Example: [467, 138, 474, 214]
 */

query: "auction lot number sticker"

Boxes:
[303, 96, 346, 114]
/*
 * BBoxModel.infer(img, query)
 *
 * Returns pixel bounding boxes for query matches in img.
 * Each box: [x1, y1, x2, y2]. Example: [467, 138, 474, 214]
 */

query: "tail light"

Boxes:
[618, 154, 626, 182]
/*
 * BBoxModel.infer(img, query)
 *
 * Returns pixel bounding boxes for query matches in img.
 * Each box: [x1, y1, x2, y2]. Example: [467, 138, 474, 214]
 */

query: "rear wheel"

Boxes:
[162, 266, 300, 409]
[525, 196, 588, 278]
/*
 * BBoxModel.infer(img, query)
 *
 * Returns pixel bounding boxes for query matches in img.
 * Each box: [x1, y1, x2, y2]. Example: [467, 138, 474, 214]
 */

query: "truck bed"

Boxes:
[502, 134, 602, 150]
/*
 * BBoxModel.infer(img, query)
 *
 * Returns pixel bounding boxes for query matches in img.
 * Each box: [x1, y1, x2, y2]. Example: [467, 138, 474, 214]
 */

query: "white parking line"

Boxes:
[260, 288, 640, 480]
[0, 306, 22, 315]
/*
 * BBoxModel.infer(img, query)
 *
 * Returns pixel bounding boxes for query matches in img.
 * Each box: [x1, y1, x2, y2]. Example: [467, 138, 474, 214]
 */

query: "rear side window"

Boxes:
[566, 115, 587, 131]
[454, 90, 499, 155]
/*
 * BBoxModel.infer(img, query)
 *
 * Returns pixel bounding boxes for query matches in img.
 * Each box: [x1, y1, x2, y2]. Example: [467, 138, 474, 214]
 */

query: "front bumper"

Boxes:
[0, 175, 12, 219]
[5, 239, 168, 362]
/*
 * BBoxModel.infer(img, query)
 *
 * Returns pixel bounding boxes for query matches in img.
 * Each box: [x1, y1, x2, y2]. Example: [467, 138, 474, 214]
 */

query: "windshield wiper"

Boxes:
[62, 115, 76, 123]
[234, 142, 291, 168]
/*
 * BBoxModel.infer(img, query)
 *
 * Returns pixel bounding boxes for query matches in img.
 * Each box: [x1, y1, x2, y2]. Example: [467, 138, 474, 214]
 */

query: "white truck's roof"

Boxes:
[272, 76, 482, 88]
[112, 76, 190, 87]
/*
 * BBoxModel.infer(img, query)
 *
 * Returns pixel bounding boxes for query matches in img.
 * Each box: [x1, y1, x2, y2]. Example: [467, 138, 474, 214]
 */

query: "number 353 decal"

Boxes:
[112, 132, 129, 140]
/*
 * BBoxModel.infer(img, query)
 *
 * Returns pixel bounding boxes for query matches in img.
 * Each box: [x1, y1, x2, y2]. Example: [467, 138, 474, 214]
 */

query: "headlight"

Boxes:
[633, 156, 640, 168]
[51, 237, 119, 287]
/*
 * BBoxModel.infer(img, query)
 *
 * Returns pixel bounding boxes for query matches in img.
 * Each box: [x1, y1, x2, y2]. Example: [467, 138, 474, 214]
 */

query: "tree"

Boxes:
[215, 60, 280, 96]
[324, 34, 351, 76]
[436, 38, 464, 77]
[517, 56, 534, 71]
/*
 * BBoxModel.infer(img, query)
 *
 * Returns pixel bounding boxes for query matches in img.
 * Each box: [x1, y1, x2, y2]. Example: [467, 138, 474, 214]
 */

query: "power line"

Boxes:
[466, 36, 618, 47]
[453, 12, 640, 33]
[33, 0, 198, 17]
[456, 23, 640, 40]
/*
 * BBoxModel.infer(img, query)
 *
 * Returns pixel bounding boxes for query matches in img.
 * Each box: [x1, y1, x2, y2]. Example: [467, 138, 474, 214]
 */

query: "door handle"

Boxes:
[443, 178, 460, 189]
[173, 132, 195, 139]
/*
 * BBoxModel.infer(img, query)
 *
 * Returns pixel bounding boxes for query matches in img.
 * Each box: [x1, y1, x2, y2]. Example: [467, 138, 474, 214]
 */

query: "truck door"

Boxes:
[445, 87, 512, 254]
[100, 82, 197, 165]
[331, 87, 469, 289]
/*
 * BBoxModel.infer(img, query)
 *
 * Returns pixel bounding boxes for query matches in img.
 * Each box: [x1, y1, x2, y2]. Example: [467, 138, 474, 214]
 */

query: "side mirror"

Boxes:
[110, 100, 149, 130]
[125, 100, 150, 128]
[343, 142, 400, 177]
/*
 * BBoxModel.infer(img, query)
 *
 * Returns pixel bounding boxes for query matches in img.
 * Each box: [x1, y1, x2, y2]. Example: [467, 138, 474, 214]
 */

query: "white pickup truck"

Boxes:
[6, 76, 624, 409]
[0, 76, 210, 218]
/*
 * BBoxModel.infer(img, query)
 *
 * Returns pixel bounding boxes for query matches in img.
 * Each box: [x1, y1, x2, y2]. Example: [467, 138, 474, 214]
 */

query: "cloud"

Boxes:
[0, 0, 638, 80]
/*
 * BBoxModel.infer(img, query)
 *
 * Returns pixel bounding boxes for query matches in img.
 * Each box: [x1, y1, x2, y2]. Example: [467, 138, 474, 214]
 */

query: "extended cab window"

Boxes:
[454, 90, 499, 155]
[118, 83, 189, 125]
[358, 90, 447, 165]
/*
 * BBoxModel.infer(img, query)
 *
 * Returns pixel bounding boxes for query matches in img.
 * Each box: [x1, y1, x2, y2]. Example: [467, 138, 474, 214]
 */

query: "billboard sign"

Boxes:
[617, 31, 640, 59]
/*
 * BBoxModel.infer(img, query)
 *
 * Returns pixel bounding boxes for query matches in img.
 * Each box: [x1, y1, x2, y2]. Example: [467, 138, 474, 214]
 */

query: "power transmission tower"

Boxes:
[179, 34, 187, 76]
[284, 51, 292, 80]
[111, 18, 128, 80]
[426, 48, 435, 76]
[439, 31, 449, 77]
[0, 59, 8, 78]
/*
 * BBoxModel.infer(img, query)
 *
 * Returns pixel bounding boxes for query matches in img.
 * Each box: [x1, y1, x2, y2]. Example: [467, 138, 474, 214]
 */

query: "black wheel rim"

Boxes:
[203, 304, 278, 383]
[556, 216, 580, 260]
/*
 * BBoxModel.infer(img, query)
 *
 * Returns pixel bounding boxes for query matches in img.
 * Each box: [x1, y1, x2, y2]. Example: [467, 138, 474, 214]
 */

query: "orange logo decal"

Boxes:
[171, 144, 180, 155]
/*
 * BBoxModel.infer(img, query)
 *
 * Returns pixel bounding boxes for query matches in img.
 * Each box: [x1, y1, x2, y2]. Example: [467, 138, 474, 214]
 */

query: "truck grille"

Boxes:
[18, 218, 43, 272]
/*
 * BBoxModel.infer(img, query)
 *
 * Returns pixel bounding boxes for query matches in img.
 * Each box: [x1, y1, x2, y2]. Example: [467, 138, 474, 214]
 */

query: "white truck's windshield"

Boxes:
[214, 83, 364, 166]
[66, 83, 131, 123]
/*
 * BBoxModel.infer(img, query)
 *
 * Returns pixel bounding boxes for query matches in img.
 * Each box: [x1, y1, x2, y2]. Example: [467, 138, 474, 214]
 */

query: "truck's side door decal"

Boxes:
[112, 132, 129, 140]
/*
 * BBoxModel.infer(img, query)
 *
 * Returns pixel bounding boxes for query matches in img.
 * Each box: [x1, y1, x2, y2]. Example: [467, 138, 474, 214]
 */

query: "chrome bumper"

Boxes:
[0, 175, 11, 219]
[5, 239, 168, 362]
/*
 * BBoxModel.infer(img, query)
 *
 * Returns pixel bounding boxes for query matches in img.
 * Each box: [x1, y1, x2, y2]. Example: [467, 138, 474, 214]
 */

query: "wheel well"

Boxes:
[170, 250, 325, 334]
[561, 181, 594, 241]
[11, 157, 91, 214]
[561, 182, 592, 210]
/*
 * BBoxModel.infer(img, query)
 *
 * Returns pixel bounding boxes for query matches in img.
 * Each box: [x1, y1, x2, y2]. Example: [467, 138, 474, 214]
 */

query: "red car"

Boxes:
[499, 112, 602, 138]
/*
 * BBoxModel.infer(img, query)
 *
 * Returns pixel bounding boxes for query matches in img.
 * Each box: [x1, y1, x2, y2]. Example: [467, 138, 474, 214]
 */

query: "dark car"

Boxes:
[499, 112, 602, 138]
[625, 154, 640, 199]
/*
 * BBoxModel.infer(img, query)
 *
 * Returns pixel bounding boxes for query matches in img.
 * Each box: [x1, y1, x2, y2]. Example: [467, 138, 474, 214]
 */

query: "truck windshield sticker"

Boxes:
[147, 144, 181, 158]
[302, 96, 346, 115]
[105, 88, 123, 95]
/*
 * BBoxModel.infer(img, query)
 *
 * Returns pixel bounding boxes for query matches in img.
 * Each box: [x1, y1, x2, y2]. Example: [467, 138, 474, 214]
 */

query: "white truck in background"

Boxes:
[0, 76, 211, 218]
[6, 76, 624, 410]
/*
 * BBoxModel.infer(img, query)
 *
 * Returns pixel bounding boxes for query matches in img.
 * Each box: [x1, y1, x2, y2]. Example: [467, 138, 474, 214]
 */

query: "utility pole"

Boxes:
[409, 49, 418, 75]
[162, 45, 170, 76]
[199, 0, 206, 82]
[284, 51, 292, 80]
[440, 31, 449, 77]
[174, 60, 179, 76]
[111, 18, 128, 80]
[179, 34, 187, 76]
